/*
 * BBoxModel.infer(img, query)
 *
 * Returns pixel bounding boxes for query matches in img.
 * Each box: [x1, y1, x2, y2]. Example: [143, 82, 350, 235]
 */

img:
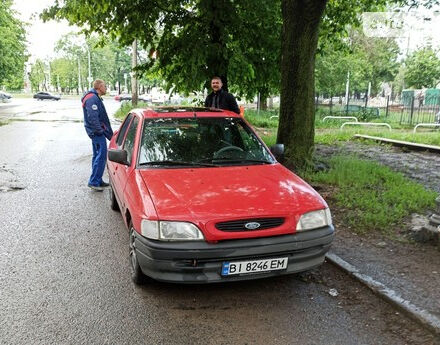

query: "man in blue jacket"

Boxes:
[82, 79, 113, 191]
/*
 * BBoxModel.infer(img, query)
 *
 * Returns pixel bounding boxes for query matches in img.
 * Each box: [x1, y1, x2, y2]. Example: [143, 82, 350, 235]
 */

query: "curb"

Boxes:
[326, 252, 440, 336]
[353, 134, 440, 154]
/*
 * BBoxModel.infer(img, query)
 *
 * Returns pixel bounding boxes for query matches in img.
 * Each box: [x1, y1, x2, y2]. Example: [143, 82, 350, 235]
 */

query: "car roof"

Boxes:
[132, 107, 241, 119]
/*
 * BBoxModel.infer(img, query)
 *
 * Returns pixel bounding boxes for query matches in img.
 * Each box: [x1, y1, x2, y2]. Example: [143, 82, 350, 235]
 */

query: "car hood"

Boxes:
[139, 164, 327, 240]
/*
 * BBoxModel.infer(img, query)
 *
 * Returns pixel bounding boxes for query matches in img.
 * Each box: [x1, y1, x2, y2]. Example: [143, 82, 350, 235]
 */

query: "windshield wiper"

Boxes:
[211, 158, 272, 164]
[139, 160, 217, 167]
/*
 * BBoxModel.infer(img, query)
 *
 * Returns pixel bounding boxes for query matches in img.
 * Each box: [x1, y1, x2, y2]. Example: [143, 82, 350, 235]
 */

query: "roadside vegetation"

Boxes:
[243, 109, 438, 236]
[304, 156, 437, 235]
[244, 109, 440, 147]
[113, 101, 149, 120]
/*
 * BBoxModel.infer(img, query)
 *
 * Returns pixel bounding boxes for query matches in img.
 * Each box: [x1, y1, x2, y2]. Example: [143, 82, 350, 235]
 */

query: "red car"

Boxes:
[107, 107, 334, 284]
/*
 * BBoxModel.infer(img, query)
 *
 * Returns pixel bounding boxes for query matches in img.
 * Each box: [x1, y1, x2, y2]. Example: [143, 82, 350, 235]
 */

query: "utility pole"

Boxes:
[345, 71, 350, 106]
[131, 39, 138, 106]
[47, 62, 51, 91]
[78, 58, 82, 95]
[86, 44, 92, 87]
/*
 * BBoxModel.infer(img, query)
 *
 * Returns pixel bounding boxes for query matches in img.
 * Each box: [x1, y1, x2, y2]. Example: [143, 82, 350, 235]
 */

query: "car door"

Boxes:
[113, 115, 140, 213]
[109, 114, 134, 202]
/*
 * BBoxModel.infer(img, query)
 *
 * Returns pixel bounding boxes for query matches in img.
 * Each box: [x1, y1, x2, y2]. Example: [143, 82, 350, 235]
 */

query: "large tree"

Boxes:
[315, 29, 400, 97]
[44, 0, 430, 169]
[42, 0, 280, 98]
[53, 33, 132, 92]
[404, 47, 440, 89]
[277, 0, 394, 170]
[0, 0, 27, 89]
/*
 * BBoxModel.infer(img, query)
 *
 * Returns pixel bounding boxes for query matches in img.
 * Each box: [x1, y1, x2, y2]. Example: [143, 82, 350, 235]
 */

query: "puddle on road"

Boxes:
[0, 166, 26, 192]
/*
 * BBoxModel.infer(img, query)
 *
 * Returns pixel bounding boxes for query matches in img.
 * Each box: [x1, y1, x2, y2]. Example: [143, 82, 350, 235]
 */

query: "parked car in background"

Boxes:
[139, 94, 152, 103]
[33, 92, 61, 101]
[107, 107, 334, 284]
[0, 91, 12, 102]
[114, 94, 132, 102]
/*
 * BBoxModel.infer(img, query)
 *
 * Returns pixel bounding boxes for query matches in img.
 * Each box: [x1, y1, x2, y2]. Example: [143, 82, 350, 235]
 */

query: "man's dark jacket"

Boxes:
[81, 89, 113, 140]
[205, 89, 240, 114]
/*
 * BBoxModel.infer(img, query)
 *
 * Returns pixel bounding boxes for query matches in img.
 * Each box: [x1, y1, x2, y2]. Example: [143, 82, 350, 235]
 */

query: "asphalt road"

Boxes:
[0, 99, 438, 345]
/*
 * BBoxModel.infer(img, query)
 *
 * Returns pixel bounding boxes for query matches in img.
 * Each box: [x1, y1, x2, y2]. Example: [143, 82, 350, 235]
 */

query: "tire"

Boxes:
[129, 225, 145, 285]
[109, 186, 120, 212]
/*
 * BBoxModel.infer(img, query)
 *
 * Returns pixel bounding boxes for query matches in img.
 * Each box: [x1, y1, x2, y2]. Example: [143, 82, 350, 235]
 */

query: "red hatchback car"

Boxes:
[107, 107, 334, 284]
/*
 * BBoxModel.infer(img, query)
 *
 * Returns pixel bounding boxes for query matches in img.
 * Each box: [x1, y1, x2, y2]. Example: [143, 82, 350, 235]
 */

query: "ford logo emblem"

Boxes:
[245, 222, 261, 230]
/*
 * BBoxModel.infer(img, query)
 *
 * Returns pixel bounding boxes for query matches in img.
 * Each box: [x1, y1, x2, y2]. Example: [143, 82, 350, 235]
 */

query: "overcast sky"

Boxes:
[12, 0, 79, 62]
[12, 1, 440, 62]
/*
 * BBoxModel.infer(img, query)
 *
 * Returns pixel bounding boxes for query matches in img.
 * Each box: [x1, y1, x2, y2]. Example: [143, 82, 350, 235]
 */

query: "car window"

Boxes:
[123, 116, 139, 165]
[138, 117, 274, 166]
[116, 114, 133, 147]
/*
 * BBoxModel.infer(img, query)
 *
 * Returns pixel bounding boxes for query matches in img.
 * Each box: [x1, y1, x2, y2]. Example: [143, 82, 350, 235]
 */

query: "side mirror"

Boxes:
[270, 144, 284, 163]
[108, 149, 129, 165]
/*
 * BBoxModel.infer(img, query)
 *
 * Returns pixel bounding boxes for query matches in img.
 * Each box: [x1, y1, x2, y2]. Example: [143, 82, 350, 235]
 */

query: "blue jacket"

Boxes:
[82, 89, 113, 140]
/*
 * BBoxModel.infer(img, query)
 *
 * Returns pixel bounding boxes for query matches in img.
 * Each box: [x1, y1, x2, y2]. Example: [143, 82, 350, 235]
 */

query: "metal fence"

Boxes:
[398, 94, 440, 125]
[315, 94, 440, 125]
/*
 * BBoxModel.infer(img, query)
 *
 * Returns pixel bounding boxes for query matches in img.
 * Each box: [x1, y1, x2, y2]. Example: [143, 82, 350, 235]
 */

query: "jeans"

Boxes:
[89, 135, 107, 186]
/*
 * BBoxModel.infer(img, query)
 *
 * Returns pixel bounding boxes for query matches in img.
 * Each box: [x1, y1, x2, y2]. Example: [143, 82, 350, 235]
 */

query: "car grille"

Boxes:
[215, 218, 285, 232]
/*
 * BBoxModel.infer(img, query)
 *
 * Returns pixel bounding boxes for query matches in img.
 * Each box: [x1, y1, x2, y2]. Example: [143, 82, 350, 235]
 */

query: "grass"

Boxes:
[314, 128, 440, 146]
[304, 156, 437, 235]
[113, 101, 149, 120]
[243, 109, 279, 128]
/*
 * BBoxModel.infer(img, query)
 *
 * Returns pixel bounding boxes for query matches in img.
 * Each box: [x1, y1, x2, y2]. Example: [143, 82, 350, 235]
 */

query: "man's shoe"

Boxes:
[88, 184, 104, 191]
[100, 181, 110, 188]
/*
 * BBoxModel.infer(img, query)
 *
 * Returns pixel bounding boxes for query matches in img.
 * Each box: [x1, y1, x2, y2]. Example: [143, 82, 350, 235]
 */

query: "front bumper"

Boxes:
[134, 226, 334, 283]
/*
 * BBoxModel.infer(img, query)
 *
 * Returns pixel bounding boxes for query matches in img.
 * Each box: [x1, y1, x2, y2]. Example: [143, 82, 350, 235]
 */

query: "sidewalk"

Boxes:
[328, 223, 440, 332]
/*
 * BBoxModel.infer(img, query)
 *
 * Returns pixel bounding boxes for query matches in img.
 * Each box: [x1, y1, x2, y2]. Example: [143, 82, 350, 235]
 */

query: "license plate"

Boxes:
[221, 257, 288, 276]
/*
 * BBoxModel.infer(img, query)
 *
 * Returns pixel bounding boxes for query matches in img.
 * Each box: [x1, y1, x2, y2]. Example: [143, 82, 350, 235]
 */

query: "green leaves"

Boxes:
[0, 0, 27, 89]
[404, 47, 440, 89]
[43, 0, 281, 99]
[316, 29, 400, 96]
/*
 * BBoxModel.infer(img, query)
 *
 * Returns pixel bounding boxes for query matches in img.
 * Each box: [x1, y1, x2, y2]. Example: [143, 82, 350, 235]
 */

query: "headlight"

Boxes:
[141, 220, 204, 241]
[296, 208, 332, 231]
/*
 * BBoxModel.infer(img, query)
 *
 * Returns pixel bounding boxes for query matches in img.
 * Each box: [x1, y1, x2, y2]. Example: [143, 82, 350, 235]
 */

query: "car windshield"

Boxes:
[138, 117, 274, 167]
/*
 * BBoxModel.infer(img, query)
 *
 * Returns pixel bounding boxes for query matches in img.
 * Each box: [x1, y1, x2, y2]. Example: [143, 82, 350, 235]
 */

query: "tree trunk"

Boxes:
[277, 0, 327, 171]
[259, 87, 269, 111]
[205, 0, 230, 91]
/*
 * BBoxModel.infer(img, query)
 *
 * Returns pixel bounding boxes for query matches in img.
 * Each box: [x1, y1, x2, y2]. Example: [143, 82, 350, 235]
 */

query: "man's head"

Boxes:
[210, 76, 223, 92]
[93, 79, 107, 96]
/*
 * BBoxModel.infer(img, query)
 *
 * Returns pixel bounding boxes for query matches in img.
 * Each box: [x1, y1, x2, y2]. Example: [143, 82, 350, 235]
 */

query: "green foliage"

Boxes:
[0, 0, 27, 89]
[307, 156, 436, 234]
[29, 60, 47, 92]
[50, 58, 78, 92]
[404, 47, 440, 89]
[42, 0, 281, 100]
[315, 29, 400, 96]
[113, 101, 149, 120]
[244, 109, 279, 128]
[52, 33, 132, 92]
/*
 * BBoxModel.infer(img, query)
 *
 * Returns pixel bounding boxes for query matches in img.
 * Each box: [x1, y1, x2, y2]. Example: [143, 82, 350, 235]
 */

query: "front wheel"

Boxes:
[109, 186, 119, 211]
[129, 225, 145, 285]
